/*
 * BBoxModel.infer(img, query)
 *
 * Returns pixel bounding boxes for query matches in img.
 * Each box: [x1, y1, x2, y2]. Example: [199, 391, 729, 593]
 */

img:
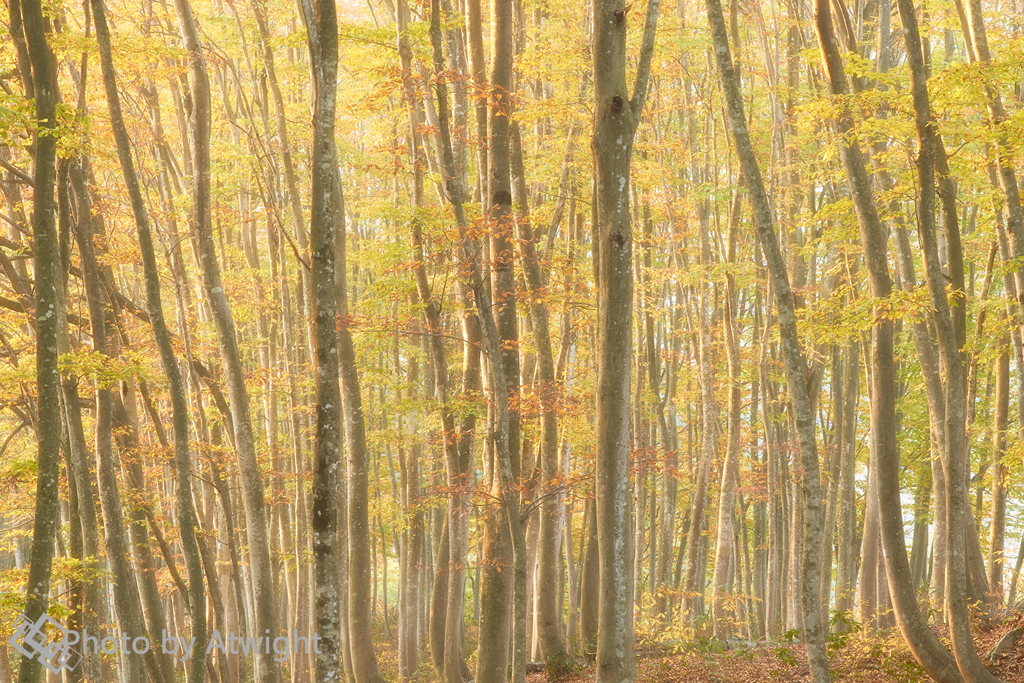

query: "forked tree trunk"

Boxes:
[396, 4, 471, 677]
[69, 162, 150, 683]
[899, 3, 997, 679]
[511, 123, 571, 675]
[429, 5, 527, 681]
[55, 166, 102, 683]
[813, 3, 962, 677]
[591, 0, 659, 680]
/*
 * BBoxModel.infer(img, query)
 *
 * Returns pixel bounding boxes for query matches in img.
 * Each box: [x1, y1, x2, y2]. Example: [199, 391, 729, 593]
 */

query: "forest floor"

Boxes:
[512, 610, 1024, 683]
[374, 610, 1024, 682]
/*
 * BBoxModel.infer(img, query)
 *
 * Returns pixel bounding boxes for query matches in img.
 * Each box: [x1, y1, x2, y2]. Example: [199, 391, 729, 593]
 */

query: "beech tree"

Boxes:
[3, 0, 1024, 682]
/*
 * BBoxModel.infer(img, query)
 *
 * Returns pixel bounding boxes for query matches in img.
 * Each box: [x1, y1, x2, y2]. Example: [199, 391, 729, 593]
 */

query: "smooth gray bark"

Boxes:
[704, 0, 828, 678]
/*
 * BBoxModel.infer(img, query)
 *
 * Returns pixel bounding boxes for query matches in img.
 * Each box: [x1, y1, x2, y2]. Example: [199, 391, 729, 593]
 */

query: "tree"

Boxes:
[303, 0, 343, 678]
[169, 1, 280, 680]
[704, 0, 828, 679]
[590, 0, 659, 680]
[14, 1, 60, 680]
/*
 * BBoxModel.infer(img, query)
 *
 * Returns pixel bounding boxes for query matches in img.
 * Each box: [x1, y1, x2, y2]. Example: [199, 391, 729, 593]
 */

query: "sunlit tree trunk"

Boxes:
[711, 196, 743, 641]
[54, 168, 102, 683]
[704, 0, 828, 677]
[900, 4, 997, 678]
[170, 2, 278, 681]
[68, 162, 149, 683]
[987, 324, 1009, 608]
[475, 0, 519, 673]
[814, 1, 963, 675]
[90, 1, 210, 682]
[511, 123, 571, 675]
[591, 0, 658, 679]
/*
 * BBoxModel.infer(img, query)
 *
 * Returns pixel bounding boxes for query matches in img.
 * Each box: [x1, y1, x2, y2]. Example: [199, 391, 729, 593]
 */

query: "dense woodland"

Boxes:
[3, 0, 1024, 680]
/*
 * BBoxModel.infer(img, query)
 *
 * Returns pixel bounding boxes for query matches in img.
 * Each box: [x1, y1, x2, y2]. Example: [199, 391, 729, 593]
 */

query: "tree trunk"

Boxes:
[684, 203, 715, 623]
[712, 196, 743, 641]
[579, 497, 599, 659]
[704, 0, 828, 678]
[900, 3, 998, 678]
[475, 0, 519, 673]
[303, 0, 344, 679]
[90, 0, 212, 681]
[170, 2, 279, 681]
[68, 161, 150, 683]
[510, 123, 571, 675]
[15, 3, 61, 681]
[814, 0, 964, 678]
[428, 5, 527, 683]
[591, 0, 658, 679]
[987, 325, 1009, 608]
[55, 166, 102, 683]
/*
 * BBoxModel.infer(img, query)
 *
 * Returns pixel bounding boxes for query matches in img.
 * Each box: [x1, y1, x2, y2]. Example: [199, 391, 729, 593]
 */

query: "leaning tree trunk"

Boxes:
[704, 0, 828, 679]
[88, 1, 208, 681]
[428, 4, 527, 681]
[55, 165, 102, 683]
[396, 3, 471, 677]
[68, 162, 150, 683]
[170, 2, 279, 682]
[511, 123, 571, 676]
[899, 3, 998, 679]
[812, 0, 963, 677]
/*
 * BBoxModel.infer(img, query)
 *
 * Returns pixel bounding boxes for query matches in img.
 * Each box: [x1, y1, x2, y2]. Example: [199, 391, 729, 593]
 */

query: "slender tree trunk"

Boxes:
[684, 206, 715, 623]
[397, 5, 471, 677]
[511, 123, 571, 675]
[987, 325, 1009, 608]
[16, 6, 60, 678]
[429, 7, 528, 681]
[475, 0, 519, 674]
[821, 346, 842, 623]
[68, 162, 150, 683]
[712, 196, 743, 640]
[90, 1, 211, 681]
[578, 497, 599, 659]
[704, 0, 828, 678]
[899, 4, 997, 678]
[329, 183, 386, 683]
[303, 0, 343, 679]
[54, 166, 102, 683]
[170, 2, 279, 681]
[814, 0, 963, 677]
